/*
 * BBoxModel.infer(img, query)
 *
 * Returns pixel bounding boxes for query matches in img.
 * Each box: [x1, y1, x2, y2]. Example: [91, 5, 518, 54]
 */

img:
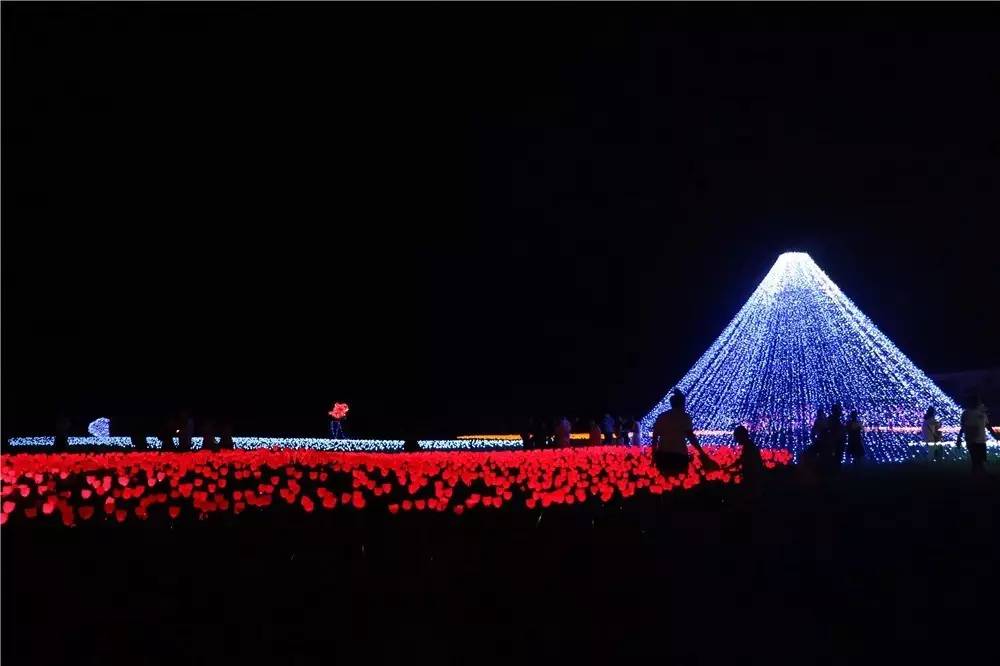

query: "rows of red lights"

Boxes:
[0, 446, 791, 527]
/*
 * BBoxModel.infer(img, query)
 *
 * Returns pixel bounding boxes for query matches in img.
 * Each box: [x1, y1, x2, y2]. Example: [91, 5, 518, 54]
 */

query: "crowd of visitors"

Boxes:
[800, 402, 865, 477]
[521, 414, 641, 450]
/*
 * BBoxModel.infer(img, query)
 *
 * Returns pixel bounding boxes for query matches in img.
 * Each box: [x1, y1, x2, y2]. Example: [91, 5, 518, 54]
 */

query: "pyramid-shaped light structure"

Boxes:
[640, 252, 960, 462]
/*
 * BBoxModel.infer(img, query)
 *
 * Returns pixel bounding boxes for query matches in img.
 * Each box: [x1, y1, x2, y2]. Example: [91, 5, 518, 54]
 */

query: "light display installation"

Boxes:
[6, 437, 406, 452]
[87, 417, 111, 438]
[7, 436, 524, 452]
[640, 252, 962, 462]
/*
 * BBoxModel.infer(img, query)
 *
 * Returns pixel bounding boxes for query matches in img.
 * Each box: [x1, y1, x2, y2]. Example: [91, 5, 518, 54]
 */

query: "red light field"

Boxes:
[0, 446, 791, 527]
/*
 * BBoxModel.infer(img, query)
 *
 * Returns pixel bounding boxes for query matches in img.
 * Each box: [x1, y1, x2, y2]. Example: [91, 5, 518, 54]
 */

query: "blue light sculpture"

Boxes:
[640, 252, 961, 462]
[87, 417, 111, 438]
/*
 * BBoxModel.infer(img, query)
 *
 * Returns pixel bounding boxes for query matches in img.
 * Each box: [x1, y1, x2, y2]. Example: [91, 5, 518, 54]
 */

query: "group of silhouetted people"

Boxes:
[148, 410, 235, 452]
[522, 416, 573, 449]
[521, 414, 641, 449]
[804, 402, 866, 474]
[920, 396, 999, 476]
[647, 389, 766, 495]
[40, 391, 1000, 480]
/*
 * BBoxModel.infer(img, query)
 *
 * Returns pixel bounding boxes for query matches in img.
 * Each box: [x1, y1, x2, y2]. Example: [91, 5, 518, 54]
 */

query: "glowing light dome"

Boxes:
[640, 252, 961, 462]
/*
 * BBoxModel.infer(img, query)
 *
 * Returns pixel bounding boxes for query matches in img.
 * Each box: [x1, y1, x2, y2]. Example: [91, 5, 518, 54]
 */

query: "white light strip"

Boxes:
[6, 436, 405, 452]
[231, 437, 403, 452]
[418, 438, 524, 450]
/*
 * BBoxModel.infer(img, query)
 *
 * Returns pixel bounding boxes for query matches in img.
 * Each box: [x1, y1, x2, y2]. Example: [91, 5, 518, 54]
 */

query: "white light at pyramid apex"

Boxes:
[640, 252, 961, 462]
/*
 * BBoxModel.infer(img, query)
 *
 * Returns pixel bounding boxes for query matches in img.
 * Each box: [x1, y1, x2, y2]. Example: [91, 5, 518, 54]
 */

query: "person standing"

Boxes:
[521, 417, 535, 450]
[555, 416, 572, 448]
[922, 407, 943, 461]
[159, 415, 177, 452]
[956, 395, 1000, 478]
[219, 422, 235, 450]
[624, 417, 640, 447]
[828, 403, 847, 467]
[731, 425, 765, 497]
[202, 420, 217, 451]
[650, 389, 718, 477]
[846, 411, 864, 465]
[588, 420, 603, 447]
[534, 418, 550, 450]
[178, 409, 195, 451]
[600, 414, 615, 445]
[54, 412, 70, 452]
[810, 407, 828, 447]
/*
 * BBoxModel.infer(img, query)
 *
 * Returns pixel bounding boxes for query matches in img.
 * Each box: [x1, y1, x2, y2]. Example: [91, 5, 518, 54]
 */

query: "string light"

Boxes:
[231, 438, 403, 452]
[418, 439, 524, 450]
[640, 252, 964, 463]
[457, 433, 590, 441]
[7, 436, 404, 452]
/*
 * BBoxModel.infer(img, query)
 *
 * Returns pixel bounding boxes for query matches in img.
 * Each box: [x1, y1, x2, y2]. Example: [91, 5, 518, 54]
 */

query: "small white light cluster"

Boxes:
[641, 252, 966, 463]
[418, 438, 525, 450]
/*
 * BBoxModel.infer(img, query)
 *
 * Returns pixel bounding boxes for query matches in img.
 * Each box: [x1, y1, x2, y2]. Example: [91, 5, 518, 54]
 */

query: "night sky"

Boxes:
[3, 3, 999, 439]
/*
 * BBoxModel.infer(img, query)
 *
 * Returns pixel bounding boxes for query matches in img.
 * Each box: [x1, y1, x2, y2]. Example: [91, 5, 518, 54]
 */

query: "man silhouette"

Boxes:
[650, 389, 718, 477]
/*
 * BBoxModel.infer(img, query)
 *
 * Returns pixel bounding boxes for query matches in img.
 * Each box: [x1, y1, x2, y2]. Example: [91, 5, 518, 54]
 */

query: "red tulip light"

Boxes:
[328, 403, 350, 420]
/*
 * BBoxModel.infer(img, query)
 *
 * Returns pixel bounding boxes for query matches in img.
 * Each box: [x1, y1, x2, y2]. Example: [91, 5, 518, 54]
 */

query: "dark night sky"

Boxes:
[3, 3, 999, 439]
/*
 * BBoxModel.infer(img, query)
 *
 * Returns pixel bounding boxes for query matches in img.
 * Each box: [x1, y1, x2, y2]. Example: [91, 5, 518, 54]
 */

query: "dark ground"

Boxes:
[3, 462, 998, 666]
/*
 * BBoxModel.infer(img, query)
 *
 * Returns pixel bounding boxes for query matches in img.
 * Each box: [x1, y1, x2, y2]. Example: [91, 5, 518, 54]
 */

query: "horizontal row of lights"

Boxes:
[12, 432, 994, 453]
[7, 437, 528, 451]
[6, 437, 404, 451]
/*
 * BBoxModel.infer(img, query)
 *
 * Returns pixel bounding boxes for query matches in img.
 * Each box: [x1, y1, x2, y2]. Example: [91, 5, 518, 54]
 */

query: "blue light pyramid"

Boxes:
[640, 252, 960, 462]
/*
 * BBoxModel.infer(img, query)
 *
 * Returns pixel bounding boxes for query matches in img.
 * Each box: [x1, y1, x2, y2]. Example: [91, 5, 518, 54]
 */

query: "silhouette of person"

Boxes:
[828, 402, 847, 467]
[922, 407, 943, 461]
[159, 416, 177, 452]
[628, 417, 641, 446]
[178, 409, 194, 451]
[731, 424, 764, 496]
[219, 421, 235, 450]
[811, 407, 828, 446]
[555, 416, 572, 448]
[588, 420, 603, 447]
[534, 418, 550, 450]
[650, 389, 718, 477]
[846, 411, 864, 465]
[521, 417, 535, 450]
[600, 413, 615, 445]
[54, 411, 70, 452]
[127, 412, 147, 451]
[202, 420, 217, 451]
[956, 395, 1000, 478]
